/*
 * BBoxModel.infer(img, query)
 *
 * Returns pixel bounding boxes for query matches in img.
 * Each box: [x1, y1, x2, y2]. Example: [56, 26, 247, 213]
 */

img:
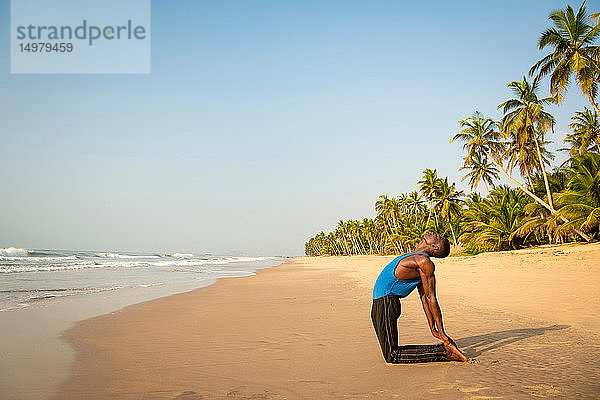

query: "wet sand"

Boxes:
[55, 243, 600, 399]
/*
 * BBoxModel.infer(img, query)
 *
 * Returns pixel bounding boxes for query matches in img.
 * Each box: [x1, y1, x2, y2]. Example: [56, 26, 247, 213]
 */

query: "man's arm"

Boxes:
[417, 282, 440, 339]
[417, 257, 450, 344]
[417, 256, 468, 362]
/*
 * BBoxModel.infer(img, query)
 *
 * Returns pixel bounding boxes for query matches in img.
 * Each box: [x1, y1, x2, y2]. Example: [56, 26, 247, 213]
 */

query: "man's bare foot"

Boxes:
[444, 342, 469, 362]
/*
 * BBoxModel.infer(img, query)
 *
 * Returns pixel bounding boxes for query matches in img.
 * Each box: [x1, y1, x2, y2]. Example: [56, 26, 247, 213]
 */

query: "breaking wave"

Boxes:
[0, 247, 31, 257]
[0, 249, 284, 311]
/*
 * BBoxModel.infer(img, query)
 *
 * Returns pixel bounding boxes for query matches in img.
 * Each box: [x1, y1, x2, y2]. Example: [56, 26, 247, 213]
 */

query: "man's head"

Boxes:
[419, 233, 451, 258]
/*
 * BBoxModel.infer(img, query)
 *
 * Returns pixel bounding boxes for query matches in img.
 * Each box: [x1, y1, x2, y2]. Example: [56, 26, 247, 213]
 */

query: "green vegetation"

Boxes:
[305, 3, 600, 257]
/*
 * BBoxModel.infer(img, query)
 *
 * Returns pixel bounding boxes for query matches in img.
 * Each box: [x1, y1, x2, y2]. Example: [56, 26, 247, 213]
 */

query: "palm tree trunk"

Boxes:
[587, 93, 600, 116]
[353, 236, 360, 255]
[358, 236, 367, 254]
[386, 221, 401, 253]
[448, 218, 457, 246]
[426, 200, 435, 227]
[350, 234, 358, 254]
[485, 150, 592, 242]
[341, 232, 351, 255]
[356, 235, 364, 254]
[526, 170, 534, 190]
[533, 136, 554, 209]
[384, 227, 400, 254]
[336, 240, 343, 255]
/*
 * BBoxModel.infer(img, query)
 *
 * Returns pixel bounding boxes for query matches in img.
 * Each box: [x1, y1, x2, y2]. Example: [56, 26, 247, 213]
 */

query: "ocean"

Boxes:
[0, 247, 285, 312]
[0, 247, 287, 399]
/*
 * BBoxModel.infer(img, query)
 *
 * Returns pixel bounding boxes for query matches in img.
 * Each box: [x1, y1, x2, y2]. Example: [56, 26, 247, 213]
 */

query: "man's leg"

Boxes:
[393, 344, 448, 363]
[371, 295, 447, 363]
[371, 295, 402, 363]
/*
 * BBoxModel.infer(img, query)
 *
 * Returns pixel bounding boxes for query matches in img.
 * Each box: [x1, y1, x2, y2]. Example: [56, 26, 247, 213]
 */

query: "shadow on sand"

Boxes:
[456, 324, 570, 358]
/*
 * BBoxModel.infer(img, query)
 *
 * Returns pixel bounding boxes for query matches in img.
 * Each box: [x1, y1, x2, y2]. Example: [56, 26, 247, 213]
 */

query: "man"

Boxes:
[371, 233, 468, 363]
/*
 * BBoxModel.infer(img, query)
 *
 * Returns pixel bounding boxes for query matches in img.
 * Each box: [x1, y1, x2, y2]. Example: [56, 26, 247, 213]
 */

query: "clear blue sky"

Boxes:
[0, 0, 596, 255]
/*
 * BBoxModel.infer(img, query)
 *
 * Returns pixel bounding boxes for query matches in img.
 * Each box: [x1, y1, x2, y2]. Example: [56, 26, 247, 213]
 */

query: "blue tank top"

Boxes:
[372, 252, 428, 299]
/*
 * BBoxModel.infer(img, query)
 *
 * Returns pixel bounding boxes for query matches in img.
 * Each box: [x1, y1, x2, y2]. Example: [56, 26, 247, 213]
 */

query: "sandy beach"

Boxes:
[54, 243, 600, 399]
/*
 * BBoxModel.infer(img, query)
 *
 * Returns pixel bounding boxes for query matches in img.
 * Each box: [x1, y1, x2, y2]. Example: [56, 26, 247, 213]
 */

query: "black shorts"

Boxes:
[371, 295, 447, 363]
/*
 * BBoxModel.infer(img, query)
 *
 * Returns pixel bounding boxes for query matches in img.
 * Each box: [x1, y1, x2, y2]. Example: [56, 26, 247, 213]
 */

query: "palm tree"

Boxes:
[530, 2, 600, 114]
[459, 152, 499, 195]
[418, 168, 440, 227]
[452, 112, 592, 241]
[566, 108, 600, 155]
[557, 153, 600, 239]
[460, 186, 529, 251]
[388, 197, 401, 231]
[517, 170, 569, 245]
[397, 193, 408, 216]
[503, 134, 554, 189]
[389, 197, 405, 252]
[462, 193, 487, 225]
[331, 231, 344, 255]
[375, 195, 400, 253]
[336, 220, 351, 255]
[498, 77, 556, 208]
[435, 178, 464, 246]
[531, 170, 568, 200]
[362, 218, 375, 254]
[334, 226, 348, 255]
[348, 220, 366, 254]
[406, 191, 423, 216]
[398, 212, 429, 252]
[517, 200, 563, 245]
[451, 112, 505, 163]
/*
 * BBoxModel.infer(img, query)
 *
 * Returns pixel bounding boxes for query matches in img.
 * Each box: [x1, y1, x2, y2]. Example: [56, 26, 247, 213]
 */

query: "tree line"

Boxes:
[305, 3, 600, 256]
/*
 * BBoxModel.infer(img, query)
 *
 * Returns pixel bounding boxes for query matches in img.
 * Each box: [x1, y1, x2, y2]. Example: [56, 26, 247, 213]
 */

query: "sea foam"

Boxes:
[0, 249, 284, 311]
[0, 247, 30, 257]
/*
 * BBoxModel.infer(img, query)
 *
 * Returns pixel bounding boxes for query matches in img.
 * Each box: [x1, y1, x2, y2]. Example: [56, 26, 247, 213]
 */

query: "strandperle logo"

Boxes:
[11, 0, 150, 74]
[15, 20, 147, 46]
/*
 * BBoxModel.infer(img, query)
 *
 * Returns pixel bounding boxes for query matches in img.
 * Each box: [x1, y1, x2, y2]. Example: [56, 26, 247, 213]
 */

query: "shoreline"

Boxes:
[54, 243, 600, 399]
[0, 259, 286, 400]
